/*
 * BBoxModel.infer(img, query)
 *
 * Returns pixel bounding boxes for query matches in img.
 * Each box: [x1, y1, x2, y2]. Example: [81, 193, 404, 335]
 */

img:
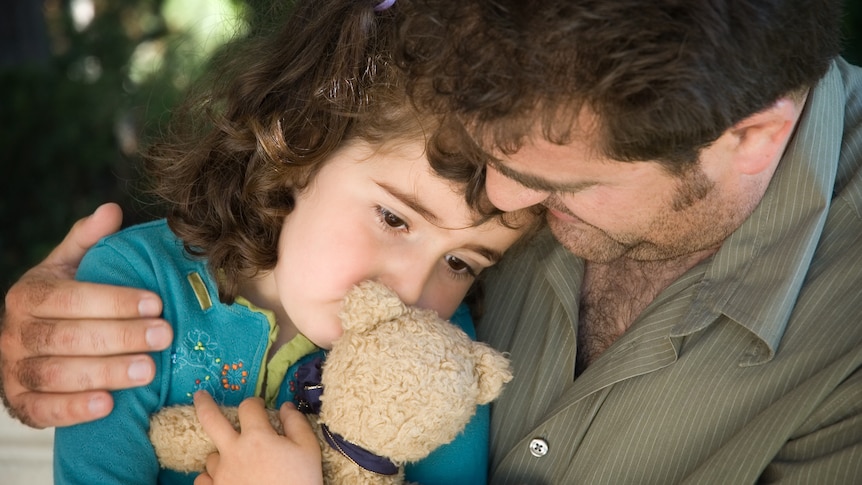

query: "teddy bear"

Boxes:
[149, 280, 513, 484]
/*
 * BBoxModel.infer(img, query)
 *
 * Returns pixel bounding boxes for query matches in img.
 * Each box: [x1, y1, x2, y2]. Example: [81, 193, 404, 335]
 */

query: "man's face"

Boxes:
[484, 129, 761, 263]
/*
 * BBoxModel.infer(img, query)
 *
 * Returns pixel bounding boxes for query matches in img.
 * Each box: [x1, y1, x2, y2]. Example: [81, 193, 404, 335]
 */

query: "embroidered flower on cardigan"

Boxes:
[221, 362, 248, 391]
[172, 329, 248, 399]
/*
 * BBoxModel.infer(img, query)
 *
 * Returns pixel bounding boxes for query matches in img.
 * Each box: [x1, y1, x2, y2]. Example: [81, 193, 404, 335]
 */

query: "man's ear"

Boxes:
[727, 96, 804, 176]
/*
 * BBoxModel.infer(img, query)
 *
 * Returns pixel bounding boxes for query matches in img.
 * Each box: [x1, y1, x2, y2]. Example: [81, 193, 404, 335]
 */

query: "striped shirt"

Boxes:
[479, 58, 862, 484]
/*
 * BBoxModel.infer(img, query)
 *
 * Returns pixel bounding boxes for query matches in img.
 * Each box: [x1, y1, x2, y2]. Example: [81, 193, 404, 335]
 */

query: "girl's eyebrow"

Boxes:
[375, 181, 441, 225]
[375, 181, 504, 263]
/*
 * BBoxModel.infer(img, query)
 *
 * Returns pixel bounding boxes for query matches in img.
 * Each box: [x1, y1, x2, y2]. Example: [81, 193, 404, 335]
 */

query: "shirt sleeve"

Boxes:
[53, 239, 168, 485]
[404, 303, 490, 485]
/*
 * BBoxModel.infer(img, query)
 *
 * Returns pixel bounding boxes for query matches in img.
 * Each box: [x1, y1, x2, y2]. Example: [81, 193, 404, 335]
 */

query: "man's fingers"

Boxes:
[279, 402, 318, 448]
[195, 391, 238, 448]
[6, 279, 163, 321]
[12, 317, 172, 356]
[43, 203, 123, 275]
[7, 390, 114, 428]
[11, 354, 157, 392]
[6, 203, 161, 320]
[236, 396, 277, 434]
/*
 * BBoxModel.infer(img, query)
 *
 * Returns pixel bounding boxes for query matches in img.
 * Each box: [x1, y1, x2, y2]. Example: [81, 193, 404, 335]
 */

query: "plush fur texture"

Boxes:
[149, 281, 512, 484]
[150, 404, 283, 473]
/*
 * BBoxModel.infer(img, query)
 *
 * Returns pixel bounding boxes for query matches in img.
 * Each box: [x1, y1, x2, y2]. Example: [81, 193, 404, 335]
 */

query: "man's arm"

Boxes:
[0, 203, 172, 428]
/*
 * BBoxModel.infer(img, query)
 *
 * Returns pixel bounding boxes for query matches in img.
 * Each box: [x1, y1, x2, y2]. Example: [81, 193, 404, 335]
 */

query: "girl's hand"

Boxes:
[193, 391, 323, 485]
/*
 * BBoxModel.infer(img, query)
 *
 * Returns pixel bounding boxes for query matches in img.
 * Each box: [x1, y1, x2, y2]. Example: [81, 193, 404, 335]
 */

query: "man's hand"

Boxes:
[0, 203, 172, 428]
[194, 391, 323, 485]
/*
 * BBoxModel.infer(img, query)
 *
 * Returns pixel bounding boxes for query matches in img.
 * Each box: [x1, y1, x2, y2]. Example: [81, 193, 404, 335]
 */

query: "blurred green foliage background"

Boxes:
[1, 0, 861, 290]
[1, 0, 261, 289]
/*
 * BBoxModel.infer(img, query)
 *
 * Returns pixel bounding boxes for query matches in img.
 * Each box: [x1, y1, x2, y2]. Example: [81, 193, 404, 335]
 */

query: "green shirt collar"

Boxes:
[673, 61, 846, 362]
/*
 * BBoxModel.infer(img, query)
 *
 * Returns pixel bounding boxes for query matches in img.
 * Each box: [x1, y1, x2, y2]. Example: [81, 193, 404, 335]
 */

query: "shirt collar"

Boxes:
[672, 61, 846, 362]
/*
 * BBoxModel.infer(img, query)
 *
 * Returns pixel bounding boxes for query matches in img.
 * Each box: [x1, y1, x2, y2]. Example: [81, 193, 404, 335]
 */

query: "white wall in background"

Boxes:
[0, 408, 53, 485]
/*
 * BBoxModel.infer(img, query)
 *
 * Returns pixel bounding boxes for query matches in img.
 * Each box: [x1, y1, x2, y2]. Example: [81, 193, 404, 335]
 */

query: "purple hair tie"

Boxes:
[374, 0, 396, 11]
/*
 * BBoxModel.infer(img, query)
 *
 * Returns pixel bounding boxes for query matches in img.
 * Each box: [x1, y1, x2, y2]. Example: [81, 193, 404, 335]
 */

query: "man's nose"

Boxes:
[485, 165, 549, 211]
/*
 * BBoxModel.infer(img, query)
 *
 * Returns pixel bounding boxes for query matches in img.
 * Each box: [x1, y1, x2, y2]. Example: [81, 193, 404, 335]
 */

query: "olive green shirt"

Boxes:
[479, 58, 862, 484]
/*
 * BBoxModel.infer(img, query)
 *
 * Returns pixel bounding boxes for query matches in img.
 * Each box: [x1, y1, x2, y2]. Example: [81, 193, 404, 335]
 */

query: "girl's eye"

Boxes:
[445, 255, 477, 278]
[377, 207, 408, 230]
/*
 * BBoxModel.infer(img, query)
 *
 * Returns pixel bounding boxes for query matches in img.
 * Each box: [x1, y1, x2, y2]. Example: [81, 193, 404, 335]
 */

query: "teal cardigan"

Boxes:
[54, 219, 489, 485]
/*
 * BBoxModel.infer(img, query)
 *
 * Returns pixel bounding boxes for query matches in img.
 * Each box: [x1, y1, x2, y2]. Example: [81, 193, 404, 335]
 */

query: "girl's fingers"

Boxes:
[205, 452, 220, 475]
[193, 471, 214, 485]
[236, 396, 278, 434]
[279, 402, 318, 448]
[194, 391, 237, 448]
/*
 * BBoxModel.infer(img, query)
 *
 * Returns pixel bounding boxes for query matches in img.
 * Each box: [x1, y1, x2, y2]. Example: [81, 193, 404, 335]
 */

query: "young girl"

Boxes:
[52, 0, 536, 484]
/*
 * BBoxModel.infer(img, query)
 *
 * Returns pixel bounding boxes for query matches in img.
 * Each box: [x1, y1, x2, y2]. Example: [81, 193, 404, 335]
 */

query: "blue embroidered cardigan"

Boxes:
[53, 219, 490, 485]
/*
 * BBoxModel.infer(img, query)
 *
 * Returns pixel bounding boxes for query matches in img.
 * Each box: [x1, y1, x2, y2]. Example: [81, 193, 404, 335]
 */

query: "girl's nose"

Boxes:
[485, 165, 549, 211]
[377, 265, 432, 308]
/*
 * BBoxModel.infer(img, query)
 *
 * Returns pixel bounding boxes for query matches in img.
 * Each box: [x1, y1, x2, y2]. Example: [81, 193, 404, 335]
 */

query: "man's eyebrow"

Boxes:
[487, 158, 596, 193]
[376, 181, 441, 225]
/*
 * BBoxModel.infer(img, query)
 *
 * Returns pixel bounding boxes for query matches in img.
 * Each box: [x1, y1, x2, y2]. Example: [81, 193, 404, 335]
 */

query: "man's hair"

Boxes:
[400, 0, 844, 170]
[144, 0, 499, 302]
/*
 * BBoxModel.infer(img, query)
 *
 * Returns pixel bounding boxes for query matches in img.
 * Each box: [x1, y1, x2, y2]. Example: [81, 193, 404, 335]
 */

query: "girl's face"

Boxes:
[259, 139, 530, 349]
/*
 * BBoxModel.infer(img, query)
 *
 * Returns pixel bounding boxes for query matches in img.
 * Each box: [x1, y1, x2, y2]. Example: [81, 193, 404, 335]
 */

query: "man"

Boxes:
[3, 0, 861, 482]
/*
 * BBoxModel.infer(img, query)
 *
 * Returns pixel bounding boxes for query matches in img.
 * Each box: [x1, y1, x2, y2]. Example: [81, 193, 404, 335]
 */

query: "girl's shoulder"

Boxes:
[77, 218, 208, 288]
[85, 218, 198, 267]
[94, 218, 179, 250]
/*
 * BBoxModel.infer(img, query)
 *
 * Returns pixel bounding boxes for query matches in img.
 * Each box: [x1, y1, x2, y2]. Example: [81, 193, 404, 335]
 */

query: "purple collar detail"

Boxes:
[295, 358, 398, 476]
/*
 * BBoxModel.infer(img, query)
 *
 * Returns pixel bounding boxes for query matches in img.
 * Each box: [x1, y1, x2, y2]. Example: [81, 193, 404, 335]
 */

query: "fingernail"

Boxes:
[128, 359, 153, 382]
[138, 297, 161, 317]
[88, 395, 111, 417]
[145, 324, 171, 349]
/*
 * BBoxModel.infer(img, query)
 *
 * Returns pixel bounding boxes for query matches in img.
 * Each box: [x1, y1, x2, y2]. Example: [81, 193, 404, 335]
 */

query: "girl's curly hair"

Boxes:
[143, 0, 507, 302]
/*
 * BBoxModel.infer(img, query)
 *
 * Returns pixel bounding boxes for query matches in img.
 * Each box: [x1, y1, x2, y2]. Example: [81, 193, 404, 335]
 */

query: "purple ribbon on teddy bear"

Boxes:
[295, 357, 399, 476]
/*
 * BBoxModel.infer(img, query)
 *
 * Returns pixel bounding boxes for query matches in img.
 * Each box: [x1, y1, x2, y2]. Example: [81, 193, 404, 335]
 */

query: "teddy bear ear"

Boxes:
[338, 280, 406, 332]
[472, 343, 514, 404]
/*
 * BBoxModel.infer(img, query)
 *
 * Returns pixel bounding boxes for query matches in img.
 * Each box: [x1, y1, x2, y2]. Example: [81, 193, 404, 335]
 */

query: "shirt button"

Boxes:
[529, 438, 549, 457]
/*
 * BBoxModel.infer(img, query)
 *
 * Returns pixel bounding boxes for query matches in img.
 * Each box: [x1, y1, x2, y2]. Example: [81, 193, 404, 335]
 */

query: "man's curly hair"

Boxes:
[398, 0, 843, 171]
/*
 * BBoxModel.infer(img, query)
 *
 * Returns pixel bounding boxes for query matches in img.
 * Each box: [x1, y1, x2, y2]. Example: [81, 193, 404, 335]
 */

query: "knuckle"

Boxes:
[119, 324, 144, 351]
[20, 319, 60, 354]
[18, 357, 50, 390]
[7, 277, 55, 314]
[0, 370, 28, 426]
[94, 362, 119, 389]
[83, 328, 109, 354]
[24, 319, 110, 356]
[19, 357, 101, 393]
[3, 282, 68, 356]
[76, 368, 96, 391]
[0, 320, 16, 355]
[24, 396, 54, 429]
